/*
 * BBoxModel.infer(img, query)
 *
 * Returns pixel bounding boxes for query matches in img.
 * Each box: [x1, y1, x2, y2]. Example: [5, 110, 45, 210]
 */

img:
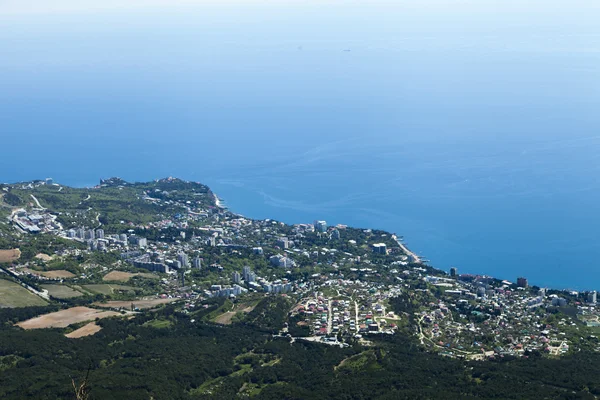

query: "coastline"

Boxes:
[213, 192, 225, 209]
[392, 235, 422, 264]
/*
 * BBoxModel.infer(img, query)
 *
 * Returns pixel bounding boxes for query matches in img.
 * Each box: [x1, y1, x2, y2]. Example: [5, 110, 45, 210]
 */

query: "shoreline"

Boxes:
[213, 192, 225, 209]
[392, 235, 422, 264]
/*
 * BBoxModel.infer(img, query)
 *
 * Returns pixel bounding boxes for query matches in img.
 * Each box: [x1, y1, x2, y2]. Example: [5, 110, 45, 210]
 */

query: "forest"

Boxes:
[2, 297, 600, 399]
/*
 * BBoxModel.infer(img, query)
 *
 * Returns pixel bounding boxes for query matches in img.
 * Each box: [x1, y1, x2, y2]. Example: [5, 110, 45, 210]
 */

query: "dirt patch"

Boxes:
[0, 249, 20, 263]
[214, 311, 237, 325]
[35, 253, 52, 262]
[102, 271, 157, 282]
[241, 305, 257, 313]
[23, 268, 76, 279]
[16, 306, 122, 329]
[65, 322, 102, 338]
[93, 298, 176, 310]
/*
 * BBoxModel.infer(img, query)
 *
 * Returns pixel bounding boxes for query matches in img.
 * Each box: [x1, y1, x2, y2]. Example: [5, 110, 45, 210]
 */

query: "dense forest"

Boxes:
[2, 298, 600, 399]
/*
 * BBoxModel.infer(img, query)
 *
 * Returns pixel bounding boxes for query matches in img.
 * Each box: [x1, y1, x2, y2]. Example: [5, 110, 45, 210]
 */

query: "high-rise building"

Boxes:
[314, 220, 327, 233]
[193, 257, 202, 269]
[242, 266, 251, 281]
[86, 229, 95, 240]
[588, 291, 597, 304]
[76, 228, 85, 239]
[372, 243, 387, 254]
[450, 267, 458, 277]
[232, 271, 241, 284]
[331, 229, 341, 240]
[96, 229, 104, 239]
[137, 238, 148, 248]
[517, 277, 528, 288]
[177, 252, 189, 268]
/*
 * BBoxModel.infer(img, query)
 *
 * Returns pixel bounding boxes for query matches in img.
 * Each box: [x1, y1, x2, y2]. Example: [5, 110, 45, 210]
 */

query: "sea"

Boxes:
[0, 1, 599, 290]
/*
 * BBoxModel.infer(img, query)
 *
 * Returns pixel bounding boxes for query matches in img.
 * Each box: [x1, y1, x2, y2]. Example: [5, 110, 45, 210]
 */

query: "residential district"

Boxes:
[2, 177, 600, 360]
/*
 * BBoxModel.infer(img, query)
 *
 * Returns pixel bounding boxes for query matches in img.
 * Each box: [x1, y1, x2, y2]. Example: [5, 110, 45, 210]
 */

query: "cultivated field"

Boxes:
[83, 284, 137, 295]
[65, 322, 102, 338]
[16, 306, 122, 329]
[41, 284, 83, 299]
[94, 298, 176, 310]
[0, 278, 47, 308]
[24, 269, 75, 279]
[0, 249, 20, 263]
[103, 271, 157, 282]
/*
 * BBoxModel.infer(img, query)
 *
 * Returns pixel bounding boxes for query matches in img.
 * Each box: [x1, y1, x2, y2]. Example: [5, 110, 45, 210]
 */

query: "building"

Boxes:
[45, 178, 53, 185]
[193, 257, 202, 269]
[242, 266, 251, 282]
[372, 243, 387, 255]
[276, 237, 289, 249]
[588, 291, 597, 304]
[137, 238, 148, 248]
[96, 229, 105, 239]
[86, 229, 95, 240]
[76, 228, 85, 239]
[269, 254, 294, 268]
[331, 229, 340, 240]
[232, 271, 241, 284]
[253, 247, 264, 255]
[450, 267, 458, 277]
[517, 277, 528, 288]
[177, 252, 189, 268]
[314, 220, 327, 233]
[207, 236, 216, 247]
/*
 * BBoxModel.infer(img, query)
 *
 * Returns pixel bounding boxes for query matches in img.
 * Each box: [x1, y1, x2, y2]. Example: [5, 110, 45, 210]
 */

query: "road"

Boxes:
[327, 299, 333, 335]
[354, 301, 359, 329]
[2, 267, 50, 301]
[30, 194, 44, 209]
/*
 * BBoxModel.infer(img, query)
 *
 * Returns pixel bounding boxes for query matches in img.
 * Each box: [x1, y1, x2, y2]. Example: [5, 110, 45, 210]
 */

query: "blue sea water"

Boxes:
[0, 1, 599, 290]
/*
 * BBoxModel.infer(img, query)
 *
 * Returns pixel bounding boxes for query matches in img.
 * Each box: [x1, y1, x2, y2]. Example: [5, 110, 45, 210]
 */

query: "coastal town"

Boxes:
[2, 177, 600, 361]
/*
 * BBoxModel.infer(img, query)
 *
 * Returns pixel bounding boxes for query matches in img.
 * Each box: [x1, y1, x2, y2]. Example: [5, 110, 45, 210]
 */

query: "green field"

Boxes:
[41, 284, 84, 299]
[0, 279, 48, 308]
[82, 284, 137, 295]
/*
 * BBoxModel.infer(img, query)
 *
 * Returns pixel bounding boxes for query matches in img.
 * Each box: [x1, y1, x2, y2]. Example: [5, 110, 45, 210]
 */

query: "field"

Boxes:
[41, 284, 83, 299]
[82, 284, 137, 295]
[0, 279, 47, 308]
[212, 300, 260, 325]
[102, 271, 157, 282]
[65, 322, 102, 338]
[16, 306, 123, 329]
[24, 268, 75, 279]
[0, 249, 20, 263]
[94, 298, 176, 310]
